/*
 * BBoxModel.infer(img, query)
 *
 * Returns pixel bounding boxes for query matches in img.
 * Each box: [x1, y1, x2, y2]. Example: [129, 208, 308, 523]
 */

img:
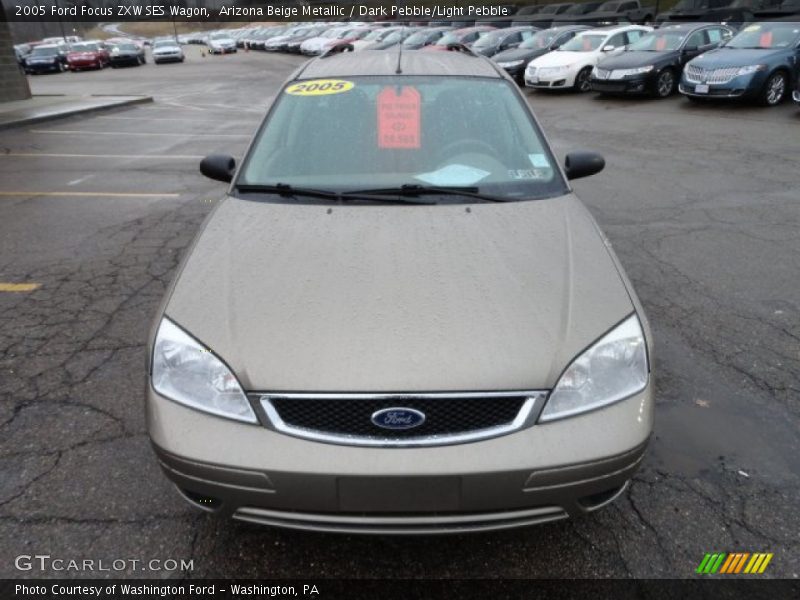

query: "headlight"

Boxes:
[737, 64, 767, 76]
[612, 65, 654, 77]
[498, 60, 524, 68]
[152, 318, 257, 423]
[540, 315, 648, 422]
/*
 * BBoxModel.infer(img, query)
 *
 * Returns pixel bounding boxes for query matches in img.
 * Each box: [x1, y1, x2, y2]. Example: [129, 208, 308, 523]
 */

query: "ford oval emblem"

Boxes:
[371, 407, 426, 430]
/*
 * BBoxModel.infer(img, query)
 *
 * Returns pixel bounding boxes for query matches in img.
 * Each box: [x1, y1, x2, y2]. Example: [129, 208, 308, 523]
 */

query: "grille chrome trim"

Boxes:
[233, 504, 568, 534]
[685, 65, 741, 85]
[255, 391, 547, 447]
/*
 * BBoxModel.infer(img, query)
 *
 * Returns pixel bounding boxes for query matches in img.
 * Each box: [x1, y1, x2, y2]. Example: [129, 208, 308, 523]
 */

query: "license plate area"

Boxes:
[695, 84, 709, 94]
[338, 477, 460, 512]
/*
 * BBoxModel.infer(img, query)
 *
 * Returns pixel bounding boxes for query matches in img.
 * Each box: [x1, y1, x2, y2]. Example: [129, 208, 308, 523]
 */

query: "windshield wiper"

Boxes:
[345, 184, 509, 203]
[234, 183, 435, 204]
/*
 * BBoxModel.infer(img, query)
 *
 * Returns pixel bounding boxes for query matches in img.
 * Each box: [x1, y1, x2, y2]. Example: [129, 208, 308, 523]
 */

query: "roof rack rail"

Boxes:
[320, 42, 354, 58]
[445, 43, 478, 56]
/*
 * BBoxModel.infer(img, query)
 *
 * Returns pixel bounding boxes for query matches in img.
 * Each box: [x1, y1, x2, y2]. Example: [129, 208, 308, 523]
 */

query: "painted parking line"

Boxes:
[0, 283, 41, 292]
[30, 129, 250, 138]
[0, 191, 180, 198]
[0, 153, 205, 160]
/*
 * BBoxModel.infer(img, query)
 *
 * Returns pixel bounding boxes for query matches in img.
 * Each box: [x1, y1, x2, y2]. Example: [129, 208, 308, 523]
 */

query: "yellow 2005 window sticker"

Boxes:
[285, 79, 354, 96]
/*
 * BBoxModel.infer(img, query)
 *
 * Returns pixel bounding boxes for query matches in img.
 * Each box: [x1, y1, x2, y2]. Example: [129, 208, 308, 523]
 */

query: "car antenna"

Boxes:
[395, 30, 403, 74]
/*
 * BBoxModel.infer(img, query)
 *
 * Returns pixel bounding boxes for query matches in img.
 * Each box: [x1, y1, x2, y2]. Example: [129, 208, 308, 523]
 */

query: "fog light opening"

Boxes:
[179, 488, 222, 512]
[578, 481, 629, 512]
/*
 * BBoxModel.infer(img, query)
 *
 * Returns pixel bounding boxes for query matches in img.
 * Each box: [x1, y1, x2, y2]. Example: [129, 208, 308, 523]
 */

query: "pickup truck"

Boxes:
[560, 0, 657, 24]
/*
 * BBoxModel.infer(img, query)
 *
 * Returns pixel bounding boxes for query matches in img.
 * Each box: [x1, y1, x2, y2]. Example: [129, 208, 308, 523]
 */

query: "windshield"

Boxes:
[404, 31, 433, 45]
[71, 43, 98, 52]
[629, 31, 686, 51]
[154, 40, 176, 48]
[560, 34, 606, 52]
[598, 1, 621, 9]
[473, 31, 504, 47]
[32, 46, 59, 56]
[726, 23, 800, 49]
[211, 33, 232, 40]
[539, 4, 562, 14]
[239, 76, 566, 202]
[520, 30, 559, 49]
[115, 44, 138, 52]
[363, 29, 385, 41]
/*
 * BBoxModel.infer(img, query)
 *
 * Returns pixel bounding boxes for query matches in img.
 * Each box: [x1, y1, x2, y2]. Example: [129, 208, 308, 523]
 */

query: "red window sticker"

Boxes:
[759, 32, 773, 47]
[377, 86, 421, 149]
[655, 36, 667, 51]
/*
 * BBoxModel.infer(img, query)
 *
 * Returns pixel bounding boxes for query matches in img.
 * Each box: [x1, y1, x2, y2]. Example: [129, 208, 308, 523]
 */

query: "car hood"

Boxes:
[598, 50, 677, 69]
[154, 46, 180, 53]
[689, 47, 789, 68]
[532, 50, 593, 67]
[494, 47, 549, 62]
[164, 195, 634, 392]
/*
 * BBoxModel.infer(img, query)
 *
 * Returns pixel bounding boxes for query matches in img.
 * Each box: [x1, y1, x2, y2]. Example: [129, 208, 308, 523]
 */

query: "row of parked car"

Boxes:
[221, 19, 799, 107]
[15, 37, 186, 74]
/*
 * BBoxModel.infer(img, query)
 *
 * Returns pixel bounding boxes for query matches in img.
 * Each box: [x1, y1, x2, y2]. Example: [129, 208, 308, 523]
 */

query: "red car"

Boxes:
[424, 26, 496, 51]
[66, 41, 110, 71]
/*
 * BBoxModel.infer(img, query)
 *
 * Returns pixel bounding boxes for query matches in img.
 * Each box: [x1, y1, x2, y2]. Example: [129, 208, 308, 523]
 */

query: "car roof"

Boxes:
[585, 24, 649, 34]
[298, 50, 502, 80]
[657, 22, 722, 31]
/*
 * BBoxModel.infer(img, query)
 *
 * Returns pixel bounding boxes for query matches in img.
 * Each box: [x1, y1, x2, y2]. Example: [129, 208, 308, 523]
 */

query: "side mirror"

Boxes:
[602, 44, 615, 52]
[682, 44, 698, 53]
[200, 154, 235, 183]
[564, 152, 605, 180]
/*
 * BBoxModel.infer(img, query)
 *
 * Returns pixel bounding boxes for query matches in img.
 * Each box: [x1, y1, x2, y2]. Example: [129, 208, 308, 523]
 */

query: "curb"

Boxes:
[0, 95, 153, 131]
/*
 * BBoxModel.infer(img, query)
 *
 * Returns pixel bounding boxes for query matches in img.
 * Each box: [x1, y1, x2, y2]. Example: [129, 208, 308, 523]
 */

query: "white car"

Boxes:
[525, 25, 651, 92]
[207, 32, 237, 54]
[300, 26, 350, 56]
[152, 40, 185, 64]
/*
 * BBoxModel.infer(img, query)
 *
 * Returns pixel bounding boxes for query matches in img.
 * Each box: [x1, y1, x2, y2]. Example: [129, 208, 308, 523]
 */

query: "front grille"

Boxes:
[257, 392, 544, 446]
[685, 65, 740, 85]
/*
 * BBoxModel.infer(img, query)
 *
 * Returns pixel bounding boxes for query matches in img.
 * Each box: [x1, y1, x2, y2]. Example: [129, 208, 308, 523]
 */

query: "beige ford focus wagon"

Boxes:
[146, 48, 653, 534]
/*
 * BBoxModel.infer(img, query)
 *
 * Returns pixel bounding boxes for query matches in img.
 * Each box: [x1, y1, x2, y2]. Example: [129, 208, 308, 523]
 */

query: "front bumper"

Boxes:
[524, 71, 575, 89]
[147, 383, 653, 533]
[591, 74, 653, 95]
[25, 61, 60, 73]
[679, 72, 763, 99]
[68, 58, 101, 69]
[109, 56, 140, 66]
[154, 53, 183, 62]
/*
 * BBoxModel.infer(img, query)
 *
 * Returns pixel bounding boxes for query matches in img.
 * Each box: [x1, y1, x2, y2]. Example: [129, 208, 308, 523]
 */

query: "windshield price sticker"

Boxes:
[285, 79, 354, 96]
[377, 86, 421, 149]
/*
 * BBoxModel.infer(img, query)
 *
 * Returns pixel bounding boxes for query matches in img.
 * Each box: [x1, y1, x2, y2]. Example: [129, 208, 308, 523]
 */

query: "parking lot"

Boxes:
[1, 44, 798, 578]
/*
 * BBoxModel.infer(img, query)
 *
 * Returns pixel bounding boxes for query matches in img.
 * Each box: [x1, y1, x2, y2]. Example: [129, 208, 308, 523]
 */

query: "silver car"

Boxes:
[147, 50, 653, 534]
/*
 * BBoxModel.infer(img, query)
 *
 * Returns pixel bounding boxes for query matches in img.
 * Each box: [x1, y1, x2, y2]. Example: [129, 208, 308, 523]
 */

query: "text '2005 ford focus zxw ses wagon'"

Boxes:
[146, 49, 654, 534]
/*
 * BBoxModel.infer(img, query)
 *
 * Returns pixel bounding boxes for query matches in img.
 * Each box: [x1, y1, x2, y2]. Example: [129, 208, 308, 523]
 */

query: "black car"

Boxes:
[471, 26, 539, 57]
[109, 42, 146, 67]
[493, 25, 590, 84]
[591, 23, 735, 97]
[23, 44, 68, 74]
[401, 27, 454, 50]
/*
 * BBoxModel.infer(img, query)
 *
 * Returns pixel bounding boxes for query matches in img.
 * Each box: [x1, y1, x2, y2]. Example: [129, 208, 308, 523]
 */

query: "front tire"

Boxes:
[759, 71, 787, 106]
[574, 66, 593, 93]
[653, 69, 676, 98]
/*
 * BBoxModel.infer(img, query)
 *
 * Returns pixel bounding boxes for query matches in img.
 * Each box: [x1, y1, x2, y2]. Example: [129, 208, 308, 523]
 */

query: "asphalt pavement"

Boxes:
[0, 44, 798, 579]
